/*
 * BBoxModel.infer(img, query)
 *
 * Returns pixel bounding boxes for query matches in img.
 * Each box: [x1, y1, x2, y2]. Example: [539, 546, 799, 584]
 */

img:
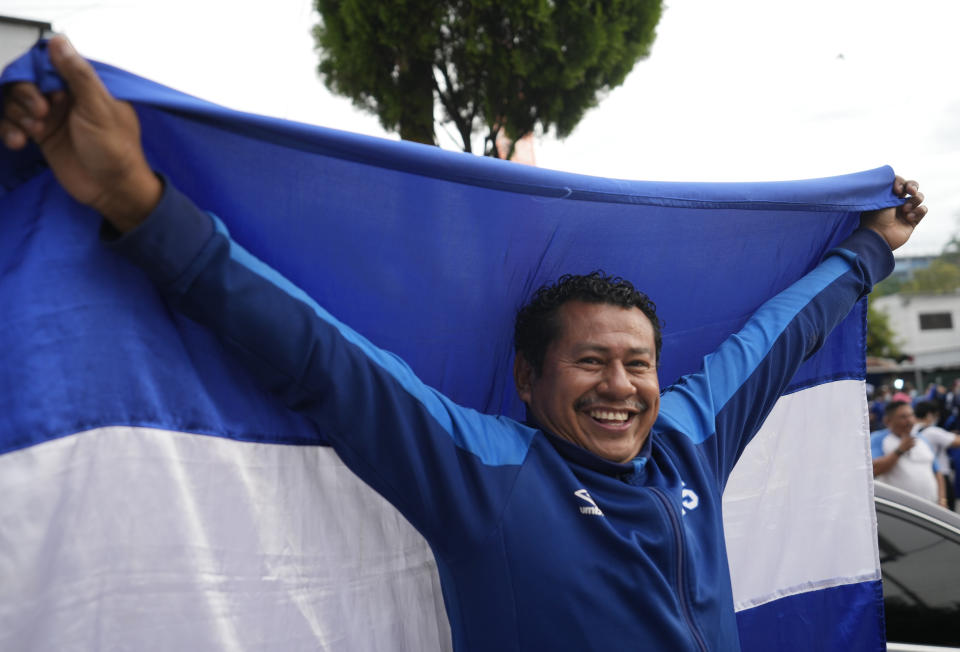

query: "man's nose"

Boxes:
[599, 362, 635, 398]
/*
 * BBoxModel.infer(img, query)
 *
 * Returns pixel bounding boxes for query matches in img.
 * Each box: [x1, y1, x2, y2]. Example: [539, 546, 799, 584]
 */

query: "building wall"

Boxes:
[874, 291, 960, 367]
[0, 17, 52, 70]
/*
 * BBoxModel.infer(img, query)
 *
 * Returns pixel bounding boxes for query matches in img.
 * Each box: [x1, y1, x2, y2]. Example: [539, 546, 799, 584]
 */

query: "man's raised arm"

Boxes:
[2, 36, 533, 554]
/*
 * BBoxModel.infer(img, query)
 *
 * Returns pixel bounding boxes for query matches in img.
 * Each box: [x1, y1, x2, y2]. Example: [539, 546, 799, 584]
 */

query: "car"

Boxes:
[875, 481, 960, 651]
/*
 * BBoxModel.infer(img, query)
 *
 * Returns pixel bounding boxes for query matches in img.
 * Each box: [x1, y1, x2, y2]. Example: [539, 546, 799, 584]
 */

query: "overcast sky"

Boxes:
[4, 0, 958, 255]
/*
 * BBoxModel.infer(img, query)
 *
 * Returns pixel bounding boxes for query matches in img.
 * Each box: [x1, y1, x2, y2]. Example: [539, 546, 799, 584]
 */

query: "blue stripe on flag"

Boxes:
[736, 581, 885, 652]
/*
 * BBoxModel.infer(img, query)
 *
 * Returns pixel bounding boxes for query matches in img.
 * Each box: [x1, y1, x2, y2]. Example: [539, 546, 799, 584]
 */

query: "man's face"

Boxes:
[885, 404, 916, 437]
[514, 301, 660, 463]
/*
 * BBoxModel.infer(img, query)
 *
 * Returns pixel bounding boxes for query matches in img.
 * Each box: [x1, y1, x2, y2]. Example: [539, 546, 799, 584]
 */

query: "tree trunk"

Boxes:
[398, 58, 436, 146]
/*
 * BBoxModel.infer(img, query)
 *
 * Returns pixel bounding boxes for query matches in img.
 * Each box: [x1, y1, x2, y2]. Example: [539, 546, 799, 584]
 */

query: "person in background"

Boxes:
[914, 401, 960, 510]
[872, 401, 944, 506]
[943, 379, 960, 431]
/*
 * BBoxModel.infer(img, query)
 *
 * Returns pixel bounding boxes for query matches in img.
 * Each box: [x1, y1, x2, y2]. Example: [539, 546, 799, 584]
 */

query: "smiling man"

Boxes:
[1, 36, 929, 651]
[514, 276, 663, 463]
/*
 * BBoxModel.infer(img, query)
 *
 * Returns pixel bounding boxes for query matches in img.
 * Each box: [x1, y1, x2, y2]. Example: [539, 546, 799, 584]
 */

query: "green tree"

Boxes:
[899, 259, 960, 294]
[866, 300, 903, 359]
[872, 274, 901, 298]
[874, 230, 960, 297]
[313, 0, 662, 155]
[941, 234, 960, 267]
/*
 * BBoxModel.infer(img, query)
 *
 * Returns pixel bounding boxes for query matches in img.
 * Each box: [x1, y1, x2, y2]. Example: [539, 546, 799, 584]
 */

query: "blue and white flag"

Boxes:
[0, 43, 895, 651]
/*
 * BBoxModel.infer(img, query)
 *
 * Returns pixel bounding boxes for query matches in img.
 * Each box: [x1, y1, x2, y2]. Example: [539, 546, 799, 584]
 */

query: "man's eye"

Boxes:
[579, 357, 602, 365]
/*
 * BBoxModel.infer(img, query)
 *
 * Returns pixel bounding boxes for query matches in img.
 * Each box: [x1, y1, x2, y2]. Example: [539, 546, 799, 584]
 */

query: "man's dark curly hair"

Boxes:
[514, 271, 663, 374]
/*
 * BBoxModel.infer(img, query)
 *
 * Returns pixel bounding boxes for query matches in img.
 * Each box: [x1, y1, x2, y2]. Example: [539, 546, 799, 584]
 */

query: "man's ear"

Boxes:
[514, 353, 535, 403]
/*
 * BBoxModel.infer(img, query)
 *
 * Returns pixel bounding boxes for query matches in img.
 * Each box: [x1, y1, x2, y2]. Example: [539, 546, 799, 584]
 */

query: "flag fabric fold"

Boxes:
[0, 42, 894, 651]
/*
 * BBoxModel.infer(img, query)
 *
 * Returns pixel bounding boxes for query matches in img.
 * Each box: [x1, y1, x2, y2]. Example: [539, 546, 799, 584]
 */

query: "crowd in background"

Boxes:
[868, 379, 960, 511]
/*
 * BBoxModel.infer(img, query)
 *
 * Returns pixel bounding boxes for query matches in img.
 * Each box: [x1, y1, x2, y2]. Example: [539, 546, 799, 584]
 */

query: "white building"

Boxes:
[1, 15, 52, 69]
[873, 291, 960, 368]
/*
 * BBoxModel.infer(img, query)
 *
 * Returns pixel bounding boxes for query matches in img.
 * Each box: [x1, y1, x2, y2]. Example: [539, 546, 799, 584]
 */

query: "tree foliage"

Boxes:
[941, 234, 960, 267]
[866, 300, 903, 360]
[874, 232, 960, 297]
[313, 0, 662, 155]
[900, 259, 960, 294]
[872, 275, 900, 298]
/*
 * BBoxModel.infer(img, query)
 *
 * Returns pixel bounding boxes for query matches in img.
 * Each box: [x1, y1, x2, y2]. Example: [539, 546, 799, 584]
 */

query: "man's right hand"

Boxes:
[895, 436, 917, 456]
[0, 35, 160, 232]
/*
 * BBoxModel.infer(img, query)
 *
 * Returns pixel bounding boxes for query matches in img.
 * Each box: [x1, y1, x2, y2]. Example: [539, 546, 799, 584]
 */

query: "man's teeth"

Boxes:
[590, 410, 630, 422]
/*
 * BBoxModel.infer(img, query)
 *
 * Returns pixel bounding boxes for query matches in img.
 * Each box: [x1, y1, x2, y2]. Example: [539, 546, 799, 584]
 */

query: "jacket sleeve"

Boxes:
[654, 228, 894, 485]
[104, 179, 534, 558]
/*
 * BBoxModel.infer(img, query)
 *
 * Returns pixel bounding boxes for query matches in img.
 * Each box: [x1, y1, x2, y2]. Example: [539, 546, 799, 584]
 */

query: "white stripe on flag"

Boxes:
[1, 382, 879, 648]
[723, 379, 879, 611]
[0, 427, 451, 652]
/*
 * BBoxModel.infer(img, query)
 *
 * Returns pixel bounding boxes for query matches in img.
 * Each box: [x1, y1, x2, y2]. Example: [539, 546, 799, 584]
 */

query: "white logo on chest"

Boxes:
[681, 481, 700, 515]
[574, 489, 605, 516]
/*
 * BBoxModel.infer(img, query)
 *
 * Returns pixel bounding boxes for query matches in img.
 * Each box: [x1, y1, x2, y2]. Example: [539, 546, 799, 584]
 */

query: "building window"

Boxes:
[918, 312, 953, 331]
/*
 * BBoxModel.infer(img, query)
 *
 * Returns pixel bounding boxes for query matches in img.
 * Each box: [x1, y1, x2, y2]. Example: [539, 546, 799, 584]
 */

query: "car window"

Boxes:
[878, 506, 960, 646]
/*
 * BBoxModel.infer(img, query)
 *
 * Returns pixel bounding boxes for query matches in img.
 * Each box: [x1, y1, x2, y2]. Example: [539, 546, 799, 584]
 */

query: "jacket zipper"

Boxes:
[650, 487, 709, 652]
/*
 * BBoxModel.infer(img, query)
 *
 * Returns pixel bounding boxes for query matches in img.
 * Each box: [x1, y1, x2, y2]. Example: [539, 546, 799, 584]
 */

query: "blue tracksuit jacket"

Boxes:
[109, 180, 893, 651]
